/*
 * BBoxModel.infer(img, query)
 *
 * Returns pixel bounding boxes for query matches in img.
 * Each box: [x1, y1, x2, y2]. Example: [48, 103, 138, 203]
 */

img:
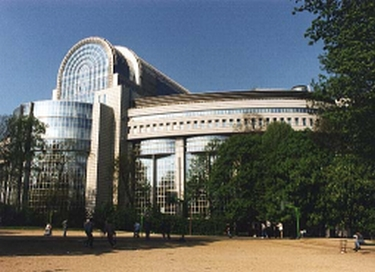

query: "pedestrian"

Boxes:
[266, 220, 271, 238]
[62, 219, 68, 237]
[277, 222, 283, 239]
[103, 220, 116, 247]
[84, 218, 94, 248]
[134, 222, 140, 238]
[353, 232, 364, 252]
[261, 222, 267, 238]
[226, 223, 232, 238]
[44, 223, 52, 236]
[144, 219, 151, 240]
[161, 219, 171, 240]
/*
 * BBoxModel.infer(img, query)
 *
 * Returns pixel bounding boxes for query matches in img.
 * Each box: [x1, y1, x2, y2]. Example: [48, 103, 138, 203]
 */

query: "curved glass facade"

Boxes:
[31, 100, 92, 140]
[60, 42, 110, 103]
[22, 101, 93, 213]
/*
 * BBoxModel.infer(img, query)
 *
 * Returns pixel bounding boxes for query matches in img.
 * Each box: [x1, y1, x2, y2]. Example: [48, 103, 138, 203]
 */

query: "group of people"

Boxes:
[260, 221, 283, 238]
[84, 218, 116, 248]
[133, 219, 171, 240]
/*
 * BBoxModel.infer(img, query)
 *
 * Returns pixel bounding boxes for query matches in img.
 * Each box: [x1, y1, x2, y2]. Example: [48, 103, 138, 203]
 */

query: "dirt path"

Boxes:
[1, 229, 375, 272]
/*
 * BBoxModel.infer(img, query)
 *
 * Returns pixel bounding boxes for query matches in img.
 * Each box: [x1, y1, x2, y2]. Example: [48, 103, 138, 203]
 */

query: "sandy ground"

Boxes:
[1, 228, 375, 272]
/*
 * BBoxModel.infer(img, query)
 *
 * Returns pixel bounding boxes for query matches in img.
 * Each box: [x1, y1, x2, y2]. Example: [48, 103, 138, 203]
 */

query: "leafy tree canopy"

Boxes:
[295, 0, 375, 159]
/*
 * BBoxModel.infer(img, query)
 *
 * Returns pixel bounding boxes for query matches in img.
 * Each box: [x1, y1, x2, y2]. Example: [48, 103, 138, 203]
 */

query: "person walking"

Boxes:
[84, 218, 94, 248]
[103, 220, 116, 247]
[134, 222, 140, 238]
[277, 222, 283, 239]
[161, 219, 171, 240]
[44, 223, 52, 236]
[62, 219, 68, 237]
[226, 223, 232, 238]
[353, 232, 363, 252]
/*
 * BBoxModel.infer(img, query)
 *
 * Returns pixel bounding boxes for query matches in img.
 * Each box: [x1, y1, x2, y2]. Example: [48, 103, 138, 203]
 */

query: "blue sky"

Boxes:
[0, 0, 322, 115]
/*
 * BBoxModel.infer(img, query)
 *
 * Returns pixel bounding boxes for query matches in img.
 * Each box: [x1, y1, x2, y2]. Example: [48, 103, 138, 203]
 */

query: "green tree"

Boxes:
[208, 134, 263, 224]
[295, 0, 375, 159]
[258, 122, 332, 236]
[2, 113, 45, 211]
[295, 0, 375, 237]
[321, 154, 375, 236]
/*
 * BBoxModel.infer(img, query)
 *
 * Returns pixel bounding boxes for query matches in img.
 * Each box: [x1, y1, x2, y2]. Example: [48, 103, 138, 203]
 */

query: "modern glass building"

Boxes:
[17, 100, 92, 214]
[12, 37, 317, 216]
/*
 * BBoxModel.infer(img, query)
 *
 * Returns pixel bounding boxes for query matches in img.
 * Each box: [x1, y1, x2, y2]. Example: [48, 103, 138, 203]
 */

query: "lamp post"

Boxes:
[281, 200, 301, 239]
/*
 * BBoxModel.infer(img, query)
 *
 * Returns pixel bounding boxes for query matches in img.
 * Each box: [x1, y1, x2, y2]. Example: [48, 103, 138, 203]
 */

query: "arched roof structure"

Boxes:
[56, 37, 188, 104]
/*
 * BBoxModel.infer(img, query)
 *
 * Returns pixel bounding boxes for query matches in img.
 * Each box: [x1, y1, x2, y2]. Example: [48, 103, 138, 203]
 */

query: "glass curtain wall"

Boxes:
[134, 139, 176, 214]
[186, 136, 227, 217]
[25, 101, 92, 216]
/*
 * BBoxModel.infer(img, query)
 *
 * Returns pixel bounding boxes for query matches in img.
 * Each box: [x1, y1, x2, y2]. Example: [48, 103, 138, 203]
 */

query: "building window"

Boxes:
[215, 120, 219, 127]
[200, 120, 205, 129]
[265, 118, 270, 126]
[251, 118, 256, 129]
[258, 118, 263, 127]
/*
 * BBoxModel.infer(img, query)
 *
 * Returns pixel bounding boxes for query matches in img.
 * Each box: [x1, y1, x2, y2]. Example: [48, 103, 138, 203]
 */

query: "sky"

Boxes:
[0, 0, 323, 115]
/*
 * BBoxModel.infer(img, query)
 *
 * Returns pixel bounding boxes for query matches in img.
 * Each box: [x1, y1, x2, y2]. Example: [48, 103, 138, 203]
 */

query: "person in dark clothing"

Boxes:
[103, 221, 116, 247]
[226, 223, 232, 238]
[161, 219, 171, 240]
[84, 218, 94, 248]
[62, 219, 68, 237]
[144, 219, 151, 240]
[134, 222, 141, 238]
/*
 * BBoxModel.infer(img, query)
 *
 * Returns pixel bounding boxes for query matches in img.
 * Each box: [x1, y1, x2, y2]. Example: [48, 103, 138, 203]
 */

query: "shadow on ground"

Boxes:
[0, 233, 222, 257]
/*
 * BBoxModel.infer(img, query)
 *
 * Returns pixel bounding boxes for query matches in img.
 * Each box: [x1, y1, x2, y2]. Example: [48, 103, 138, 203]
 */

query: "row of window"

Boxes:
[40, 117, 92, 130]
[129, 116, 314, 135]
[131, 107, 316, 122]
[32, 101, 93, 119]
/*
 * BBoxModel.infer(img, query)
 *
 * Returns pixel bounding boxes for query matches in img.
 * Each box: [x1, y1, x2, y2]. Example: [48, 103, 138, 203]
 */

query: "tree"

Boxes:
[294, 0, 375, 159]
[208, 134, 263, 224]
[295, 0, 375, 237]
[321, 154, 375, 236]
[1, 112, 45, 211]
[0, 115, 11, 204]
[260, 122, 332, 236]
